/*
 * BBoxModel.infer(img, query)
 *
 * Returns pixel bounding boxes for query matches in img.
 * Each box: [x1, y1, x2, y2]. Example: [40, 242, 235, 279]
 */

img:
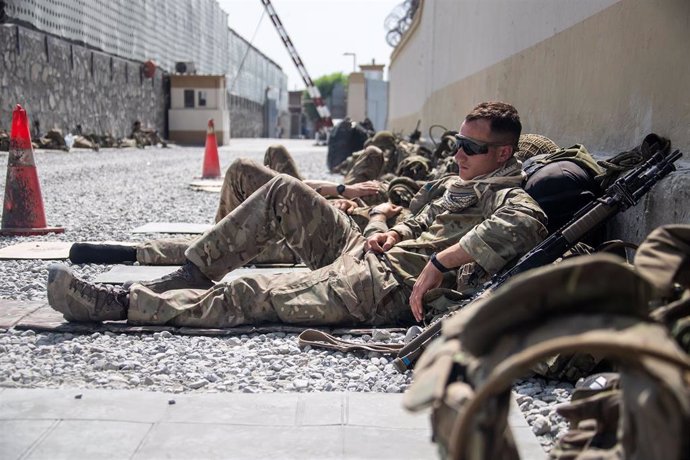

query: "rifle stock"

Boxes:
[393, 147, 683, 373]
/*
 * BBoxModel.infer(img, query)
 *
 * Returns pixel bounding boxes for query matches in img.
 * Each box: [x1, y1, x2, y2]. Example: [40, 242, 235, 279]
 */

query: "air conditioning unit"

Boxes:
[175, 61, 196, 74]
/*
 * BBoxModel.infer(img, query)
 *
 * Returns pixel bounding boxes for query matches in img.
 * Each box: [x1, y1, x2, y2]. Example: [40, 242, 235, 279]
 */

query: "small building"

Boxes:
[168, 75, 230, 145]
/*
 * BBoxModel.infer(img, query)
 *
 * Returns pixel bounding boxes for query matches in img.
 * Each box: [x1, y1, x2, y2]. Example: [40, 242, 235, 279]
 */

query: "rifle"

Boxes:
[393, 146, 683, 373]
[408, 120, 422, 143]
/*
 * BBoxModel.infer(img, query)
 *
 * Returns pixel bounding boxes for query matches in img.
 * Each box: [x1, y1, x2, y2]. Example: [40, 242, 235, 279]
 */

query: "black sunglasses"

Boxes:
[453, 135, 509, 156]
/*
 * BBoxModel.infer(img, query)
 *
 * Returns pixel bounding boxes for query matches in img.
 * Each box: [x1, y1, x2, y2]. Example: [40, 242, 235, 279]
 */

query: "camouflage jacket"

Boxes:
[368, 174, 548, 289]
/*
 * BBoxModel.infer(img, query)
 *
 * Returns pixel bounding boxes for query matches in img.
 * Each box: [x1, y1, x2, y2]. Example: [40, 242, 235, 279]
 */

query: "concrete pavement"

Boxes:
[0, 388, 545, 459]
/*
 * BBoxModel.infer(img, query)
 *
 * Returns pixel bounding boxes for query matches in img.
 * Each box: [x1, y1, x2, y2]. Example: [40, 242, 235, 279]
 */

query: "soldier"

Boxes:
[46, 101, 547, 328]
[129, 120, 167, 148]
[69, 144, 385, 265]
[333, 130, 424, 183]
[34, 128, 69, 151]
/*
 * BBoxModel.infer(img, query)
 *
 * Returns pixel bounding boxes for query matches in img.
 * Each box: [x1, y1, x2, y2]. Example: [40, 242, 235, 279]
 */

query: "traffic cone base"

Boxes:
[0, 226, 65, 236]
[1, 104, 65, 236]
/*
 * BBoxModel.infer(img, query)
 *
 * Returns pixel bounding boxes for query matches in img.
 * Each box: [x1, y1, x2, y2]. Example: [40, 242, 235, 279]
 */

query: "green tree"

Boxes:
[303, 72, 347, 121]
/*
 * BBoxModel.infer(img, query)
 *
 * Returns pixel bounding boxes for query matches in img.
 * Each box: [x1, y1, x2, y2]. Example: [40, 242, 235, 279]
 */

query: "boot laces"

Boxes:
[165, 265, 192, 281]
[69, 278, 127, 308]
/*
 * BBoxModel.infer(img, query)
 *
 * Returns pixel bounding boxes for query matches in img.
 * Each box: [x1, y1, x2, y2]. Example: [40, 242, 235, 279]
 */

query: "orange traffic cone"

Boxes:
[201, 119, 221, 179]
[1, 105, 65, 236]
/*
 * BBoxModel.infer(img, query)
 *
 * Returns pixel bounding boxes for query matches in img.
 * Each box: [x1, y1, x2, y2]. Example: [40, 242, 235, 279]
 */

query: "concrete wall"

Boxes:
[0, 24, 166, 138]
[607, 160, 690, 244]
[388, 0, 690, 243]
[347, 73, 367, 121]
[228, 94, 263, 139]
[389, 0, 690, 155]
[168, 109, 230, 145]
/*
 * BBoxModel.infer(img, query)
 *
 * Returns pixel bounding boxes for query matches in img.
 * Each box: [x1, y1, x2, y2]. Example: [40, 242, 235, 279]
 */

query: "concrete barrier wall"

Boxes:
[389, 0, 690, 243]
[0, 24, 167, 138]
[606, 158, 690, 244]
[228, 95, 264, 139]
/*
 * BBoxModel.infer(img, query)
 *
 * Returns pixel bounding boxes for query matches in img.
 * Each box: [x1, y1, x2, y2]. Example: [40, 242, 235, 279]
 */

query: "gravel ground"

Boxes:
[0, 140, 570, 452]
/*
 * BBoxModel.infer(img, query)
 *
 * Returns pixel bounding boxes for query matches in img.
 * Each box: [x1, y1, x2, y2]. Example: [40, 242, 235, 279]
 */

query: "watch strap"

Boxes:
[430, 252, 452, 273]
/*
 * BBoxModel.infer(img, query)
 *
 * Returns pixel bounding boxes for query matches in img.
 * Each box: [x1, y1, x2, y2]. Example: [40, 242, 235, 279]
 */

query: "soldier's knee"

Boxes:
[361, 145, 384, 161]
[264, 144, 290, 166]
[270, 173, 300, 186]
[227, 158, 260, 179]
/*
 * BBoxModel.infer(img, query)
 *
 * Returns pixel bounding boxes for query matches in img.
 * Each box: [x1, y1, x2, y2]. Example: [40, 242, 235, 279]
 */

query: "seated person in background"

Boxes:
[47, 101, 547, 329]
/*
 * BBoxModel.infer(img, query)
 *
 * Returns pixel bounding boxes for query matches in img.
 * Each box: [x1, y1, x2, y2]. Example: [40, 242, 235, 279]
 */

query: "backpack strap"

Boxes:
[522, 144, 604, 179]
[297, 329, 403, 354]
[595, 133, 671, 189]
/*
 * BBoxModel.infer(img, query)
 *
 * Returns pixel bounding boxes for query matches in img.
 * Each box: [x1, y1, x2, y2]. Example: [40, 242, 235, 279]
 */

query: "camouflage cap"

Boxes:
[367, 130, 397, 152]
[516, 133, 560, 162]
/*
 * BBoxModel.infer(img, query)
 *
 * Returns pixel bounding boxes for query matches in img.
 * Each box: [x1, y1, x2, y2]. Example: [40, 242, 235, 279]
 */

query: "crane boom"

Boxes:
[260, 0, 333, 127]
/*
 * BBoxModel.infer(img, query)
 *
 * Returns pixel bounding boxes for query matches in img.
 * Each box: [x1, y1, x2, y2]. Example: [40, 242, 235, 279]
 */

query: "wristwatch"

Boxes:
[368, 208, 385, 217]
[336, 184, 346, 195]
[430, 252, 452, 273]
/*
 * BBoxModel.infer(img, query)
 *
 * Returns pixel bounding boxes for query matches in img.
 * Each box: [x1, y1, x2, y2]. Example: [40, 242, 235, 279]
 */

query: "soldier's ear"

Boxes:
[497, 145, 514, 162]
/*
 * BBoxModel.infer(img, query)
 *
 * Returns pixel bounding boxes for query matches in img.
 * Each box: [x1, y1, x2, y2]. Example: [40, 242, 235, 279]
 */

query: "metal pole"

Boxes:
[343, 52, 356, 72]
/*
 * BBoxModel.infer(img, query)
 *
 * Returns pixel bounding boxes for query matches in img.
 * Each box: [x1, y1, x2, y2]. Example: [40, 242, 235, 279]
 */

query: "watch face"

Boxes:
[337, 184, 346, 194]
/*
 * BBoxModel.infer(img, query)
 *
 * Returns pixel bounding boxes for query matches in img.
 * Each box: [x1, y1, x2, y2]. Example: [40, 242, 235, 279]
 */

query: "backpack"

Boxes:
[522, 144, 604, 234]
[551, 224, 690, 459]
[326, 118, 372, 171]
[404, 252, 690, 460]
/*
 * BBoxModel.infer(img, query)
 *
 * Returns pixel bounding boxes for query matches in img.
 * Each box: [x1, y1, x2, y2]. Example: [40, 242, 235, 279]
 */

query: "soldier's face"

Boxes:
[455, 119, 514, 180]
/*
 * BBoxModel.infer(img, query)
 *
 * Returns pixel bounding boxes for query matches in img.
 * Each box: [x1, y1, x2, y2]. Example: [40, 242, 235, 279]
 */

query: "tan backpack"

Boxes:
[404, 252, 690, 460]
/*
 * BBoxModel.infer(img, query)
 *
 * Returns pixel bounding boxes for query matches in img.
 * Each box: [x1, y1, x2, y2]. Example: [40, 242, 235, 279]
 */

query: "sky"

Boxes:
[217, 0, 403, 90]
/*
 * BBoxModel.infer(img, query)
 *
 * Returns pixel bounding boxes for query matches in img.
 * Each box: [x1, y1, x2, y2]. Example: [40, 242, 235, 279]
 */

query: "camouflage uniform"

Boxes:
[126, 166, 547, 328]
[342, 145, 385, 185]
[34, 129, 68, 151]
[138, 158, 300, 266]
[336, 131, 419, 184]
[263, 144, 303, 181]
[138, 143, 390, 266]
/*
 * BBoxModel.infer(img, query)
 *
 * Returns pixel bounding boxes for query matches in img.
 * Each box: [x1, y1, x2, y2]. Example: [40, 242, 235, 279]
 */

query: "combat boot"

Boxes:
[127, 260, 214, 293]
[47, 264, 128, 322]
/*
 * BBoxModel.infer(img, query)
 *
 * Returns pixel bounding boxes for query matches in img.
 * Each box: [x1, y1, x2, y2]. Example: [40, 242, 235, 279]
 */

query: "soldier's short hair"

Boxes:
[465, 101, 522, 147]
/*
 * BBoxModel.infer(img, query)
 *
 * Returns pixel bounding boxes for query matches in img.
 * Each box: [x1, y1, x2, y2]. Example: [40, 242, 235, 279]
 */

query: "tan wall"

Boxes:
[169, 108, 230, 146]
[347, 72, 367, 121]
[389, 0, 690, 156]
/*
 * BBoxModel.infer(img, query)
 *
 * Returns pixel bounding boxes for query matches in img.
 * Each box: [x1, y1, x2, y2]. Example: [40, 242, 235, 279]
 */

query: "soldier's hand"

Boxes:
[365, 231, 401, 253]
[370, 202, 403, 219]
[330, 199, 358, 214]
[343, 180, 381, 199]
[409, 261, 443, 322]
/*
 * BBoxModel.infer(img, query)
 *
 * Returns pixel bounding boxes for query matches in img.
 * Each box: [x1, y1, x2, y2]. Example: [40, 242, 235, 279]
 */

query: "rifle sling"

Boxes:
[298, 329, 404, 354]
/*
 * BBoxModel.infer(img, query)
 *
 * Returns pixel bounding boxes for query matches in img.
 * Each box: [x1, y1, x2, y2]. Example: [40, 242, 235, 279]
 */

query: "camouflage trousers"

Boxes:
[128, 175, 414, 328]
[340, 145, 389, 206]
[137, 156, 301, 266]
[343, 146, 384, 185]
[137, 144, 387, 265]
[263, 144, 303, 181]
